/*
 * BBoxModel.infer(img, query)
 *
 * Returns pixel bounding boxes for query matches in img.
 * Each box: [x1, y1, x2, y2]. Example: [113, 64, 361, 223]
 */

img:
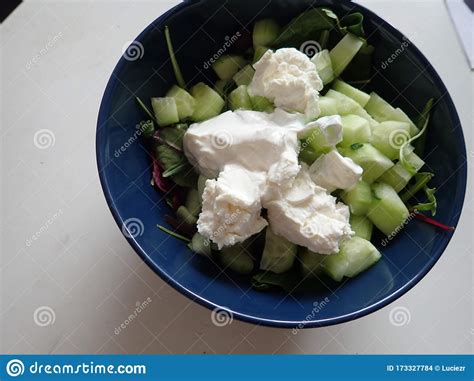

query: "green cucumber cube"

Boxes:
[332, 79, 370, 107]
[190, 83, 225, 121]
[189, 233, 211, 257]
[318, 96, 338, 117]
[339, 115, 372, 147]
[379, 162, 413, 192]
[371, 121, 411, 160]
[311, 49, 334, 85]
[253, 19, 280, 47]
[229, 85, 253, 110]
[253, 46, 270, 63]
[339, 236, 381, 278]
[233, 64, 255, 86]
[342, 180, 372, 216]
[212, 55, 247, 80]
[166, 85, 196, 120]
[349, 214, 374, 241]
[260, 228, 297, 274]
[367, 182, 410, 236]
[339, 143, 394, 184]
[219, 244, 254, 274]
[151, 97, 180, 126]
[250, 95, 274, 112]
[300, 249, 327, 277]
[329, 33, 364, 77]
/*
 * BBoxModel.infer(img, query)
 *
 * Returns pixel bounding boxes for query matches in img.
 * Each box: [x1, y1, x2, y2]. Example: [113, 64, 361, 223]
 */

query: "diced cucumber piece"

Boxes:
[233, 64, 255, 86]
[332, 79, 370, 107]
[190, 83, 225, 121]
[229, 85, 253, 111]
[403, 146, 425, 172]
[325, 89, 361, 115]
[329, 33, 364, 77]
[189, 233, 211, 257]
[260, 228, 297, 274]
[320, 251, 349, 282]
[197, 175, 208, 200]
[311, 49, 334, 85]
[379, 163, 412, 192]
[253, 46, 269, 63]
[339, 115, 372, 148]
[219, 244, 254, 274]
[339, 144, 394, 184]
[300, 249, 326, 277]
[299, 143, 320, 165]
[253, 19, 280, 47]
[250, 95, 274, 112]
[342, 180, 372, 216]
[151, 97, 179, 127]
[350, 214, 374, 241]
[212, 55, 246, 80]
[166, 85, 196, 120]
[176, 205, 197, 225]
[185, 188, 201, 217]
[367, 182, 410, 236]
[318, 96, 338, 117]
[365, 92, 418, 135]
[371, 121, 411, 160]
[339, 237, 381, 278]
[214, 79, 232, 97]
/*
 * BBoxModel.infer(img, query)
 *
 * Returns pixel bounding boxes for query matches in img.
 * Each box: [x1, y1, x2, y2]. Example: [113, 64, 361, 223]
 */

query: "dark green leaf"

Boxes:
[272, 8, 338, 48]
[411, 187, 437, 216]
[162, 162, 188, 178]
[414, 98, 435, 157]
[400, 172, 434, 203]
[341, 43, 374, 83]
[155, 144, 183, 171]
[161, 124, 188, 150]
[157, 225, 191, 242]
[251, 269, 301, 292]
[165, 26, 186, 89]
[340, 13, 365, 37]
[139, 120, 155, 138]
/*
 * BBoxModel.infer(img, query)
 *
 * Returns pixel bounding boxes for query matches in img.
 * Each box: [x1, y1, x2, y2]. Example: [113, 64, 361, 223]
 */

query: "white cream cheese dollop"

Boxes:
[183, 109, 354, 254]
[249, 48, 323, 119]
[265, 164, 353, 254]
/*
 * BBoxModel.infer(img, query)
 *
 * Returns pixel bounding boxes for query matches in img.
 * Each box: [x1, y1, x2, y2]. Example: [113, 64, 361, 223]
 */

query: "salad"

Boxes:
[134, 7, 452, 291]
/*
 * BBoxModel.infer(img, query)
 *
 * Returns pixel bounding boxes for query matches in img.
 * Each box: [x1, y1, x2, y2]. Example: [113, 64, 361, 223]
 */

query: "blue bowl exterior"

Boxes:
[96, 0, 467, 328]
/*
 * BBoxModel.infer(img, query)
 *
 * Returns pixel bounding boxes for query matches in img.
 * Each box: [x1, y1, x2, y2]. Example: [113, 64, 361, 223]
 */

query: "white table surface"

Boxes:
[1, 0, 472, 354]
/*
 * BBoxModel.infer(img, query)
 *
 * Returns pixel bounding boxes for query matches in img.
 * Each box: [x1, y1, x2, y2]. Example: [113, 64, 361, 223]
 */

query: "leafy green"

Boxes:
[400, 172, 434, 203]
[160, 123, 188, 150]
[135, 96, 157, 123]
[400, 98, 435, 174]
[411, 186, 437, 215]
[155, 144, 183, 170]
[414, 98, 435, 157]
[157, 225, 191, 242]
[162, 162, 188, 178]
[251, 269, 301, 292]
[165, 26, 186, 89]
[139, 120, 155, 138]
[340, 13, 365, 37]
[341, 43, 374, 83]
[272, 8, 338, 48]
[171, 170, 198, 188]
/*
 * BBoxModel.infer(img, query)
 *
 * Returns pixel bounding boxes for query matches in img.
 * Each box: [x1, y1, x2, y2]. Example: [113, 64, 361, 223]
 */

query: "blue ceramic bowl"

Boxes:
[96, 0, 467, 327]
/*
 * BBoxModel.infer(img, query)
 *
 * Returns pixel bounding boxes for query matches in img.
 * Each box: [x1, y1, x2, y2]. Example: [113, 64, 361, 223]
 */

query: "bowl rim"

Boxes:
[96, 0, 468, 328]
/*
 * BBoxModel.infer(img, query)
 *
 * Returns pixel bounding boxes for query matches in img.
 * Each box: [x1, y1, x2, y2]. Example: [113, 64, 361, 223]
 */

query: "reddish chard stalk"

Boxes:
[413, 213, 455, 232]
